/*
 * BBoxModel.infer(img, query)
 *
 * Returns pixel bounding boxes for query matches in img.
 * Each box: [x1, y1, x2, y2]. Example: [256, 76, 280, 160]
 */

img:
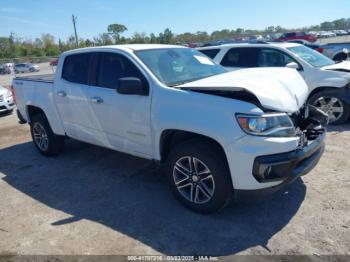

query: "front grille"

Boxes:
[0, 106, 6, 110]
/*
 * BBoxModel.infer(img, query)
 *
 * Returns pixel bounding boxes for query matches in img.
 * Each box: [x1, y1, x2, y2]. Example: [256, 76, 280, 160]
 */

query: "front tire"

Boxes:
[309, 90, 350, 125]
[30, 114, 64, 156]
[166, 138, 233, 213]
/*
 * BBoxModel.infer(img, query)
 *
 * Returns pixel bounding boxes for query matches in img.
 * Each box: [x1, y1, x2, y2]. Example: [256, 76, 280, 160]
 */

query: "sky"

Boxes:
[0, 0, 350, 41]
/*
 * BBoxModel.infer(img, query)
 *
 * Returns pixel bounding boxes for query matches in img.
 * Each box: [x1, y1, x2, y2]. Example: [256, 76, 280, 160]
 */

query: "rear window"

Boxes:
[62, 53, 92, 85]
[198, 49, 220, 59]
[221, 48, 259, 67]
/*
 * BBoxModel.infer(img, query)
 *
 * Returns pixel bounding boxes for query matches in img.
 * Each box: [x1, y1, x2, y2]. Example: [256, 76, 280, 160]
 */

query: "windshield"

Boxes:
[135, 48, 226, 86]
[288, 45, 335, 68]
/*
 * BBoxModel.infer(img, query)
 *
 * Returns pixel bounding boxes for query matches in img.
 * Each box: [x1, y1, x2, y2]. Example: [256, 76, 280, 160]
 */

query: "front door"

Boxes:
[87, 52, 152, 158]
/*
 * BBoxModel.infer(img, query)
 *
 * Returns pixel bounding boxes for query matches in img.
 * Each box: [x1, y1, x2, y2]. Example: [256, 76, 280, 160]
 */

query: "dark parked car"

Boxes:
[0, 65, 11, 75]
[277, 32, 317, 42]
[50, 59, 58, 66]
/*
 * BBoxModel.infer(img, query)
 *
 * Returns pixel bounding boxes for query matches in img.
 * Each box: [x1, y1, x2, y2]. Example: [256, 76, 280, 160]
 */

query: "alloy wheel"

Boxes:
[313, 96, 344, 123]
[32, 122, 49, 151]
[173, 156, 215, 204]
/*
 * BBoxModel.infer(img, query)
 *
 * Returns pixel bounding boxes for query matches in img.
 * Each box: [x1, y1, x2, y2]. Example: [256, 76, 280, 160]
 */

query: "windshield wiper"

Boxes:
[168, 76, 211, 87]
[168, 82, 188, 87]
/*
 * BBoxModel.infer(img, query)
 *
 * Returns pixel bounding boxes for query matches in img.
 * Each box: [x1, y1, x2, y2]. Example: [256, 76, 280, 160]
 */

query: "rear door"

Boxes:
[87, 51, 152, 157]
[55, 52, 97, 142]
[220, 47, 259, 70]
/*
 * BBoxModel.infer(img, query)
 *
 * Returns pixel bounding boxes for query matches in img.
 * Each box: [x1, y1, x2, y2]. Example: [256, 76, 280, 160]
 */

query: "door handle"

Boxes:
[90, 97, 103, 103]
[57, 91, 67, 97]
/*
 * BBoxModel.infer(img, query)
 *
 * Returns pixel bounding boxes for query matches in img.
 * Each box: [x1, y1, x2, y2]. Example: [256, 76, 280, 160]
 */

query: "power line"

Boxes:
[72, 14, 78, 47]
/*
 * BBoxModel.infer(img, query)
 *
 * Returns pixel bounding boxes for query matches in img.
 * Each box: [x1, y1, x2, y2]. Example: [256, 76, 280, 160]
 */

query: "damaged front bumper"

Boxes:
[252, 128, 325, 183]
[234, 105, 326, 201]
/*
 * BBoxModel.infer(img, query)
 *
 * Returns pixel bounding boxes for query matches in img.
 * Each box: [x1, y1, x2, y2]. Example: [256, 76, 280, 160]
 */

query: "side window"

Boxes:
[96, 52, 147, 89]
[296, 32, 305, 37]
[198, 49, 220, 59]
[62, 53, 92, 85]
[221, 48, 259, 68]
[258, 48, 295, 67]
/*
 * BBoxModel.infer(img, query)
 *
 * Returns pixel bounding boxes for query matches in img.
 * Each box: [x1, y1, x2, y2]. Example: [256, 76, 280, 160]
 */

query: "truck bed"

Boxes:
[13, 73, 56, 124]
[14, 74, 55, 83]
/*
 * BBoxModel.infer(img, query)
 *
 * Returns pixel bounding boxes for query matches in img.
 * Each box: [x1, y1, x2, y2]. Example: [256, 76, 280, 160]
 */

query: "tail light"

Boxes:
[10, 84, 16, 104]
[316, 47, 324, 53]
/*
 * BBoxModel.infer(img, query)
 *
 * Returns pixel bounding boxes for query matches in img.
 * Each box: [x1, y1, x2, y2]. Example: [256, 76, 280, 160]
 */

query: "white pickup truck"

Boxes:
[13, 44, 326, 213]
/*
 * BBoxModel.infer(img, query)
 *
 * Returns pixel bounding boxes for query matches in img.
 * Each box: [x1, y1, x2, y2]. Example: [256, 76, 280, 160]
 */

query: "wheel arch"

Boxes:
[26, 105, 46, 123]
[24, 104, 66, 136]
[159, 129, 229, 165]
[308, 86, 345, 102]
[307, 86, 350, 124]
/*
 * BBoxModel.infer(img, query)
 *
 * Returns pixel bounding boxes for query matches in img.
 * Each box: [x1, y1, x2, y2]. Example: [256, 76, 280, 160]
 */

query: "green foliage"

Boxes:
[1, 18, 349, 60]
[107, 23, 128, 43]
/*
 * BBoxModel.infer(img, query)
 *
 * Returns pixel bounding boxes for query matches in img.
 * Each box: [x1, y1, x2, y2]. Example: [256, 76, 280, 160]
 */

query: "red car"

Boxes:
[277, 32, 317, 43]
[50, 59, 58, 66]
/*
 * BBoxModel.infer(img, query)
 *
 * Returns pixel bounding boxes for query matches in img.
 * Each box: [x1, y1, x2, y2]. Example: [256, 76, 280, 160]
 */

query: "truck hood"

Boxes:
[322, 61, 350, 72]
[178, 67, 308, 113]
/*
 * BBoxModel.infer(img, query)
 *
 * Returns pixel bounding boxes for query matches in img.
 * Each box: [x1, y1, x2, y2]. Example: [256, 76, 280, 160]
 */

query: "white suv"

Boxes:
[0, 85, 15, 114]
[198, 42, 350, 124]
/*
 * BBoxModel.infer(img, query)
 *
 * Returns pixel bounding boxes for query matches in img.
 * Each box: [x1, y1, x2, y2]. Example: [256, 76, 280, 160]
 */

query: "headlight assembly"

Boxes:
[236, 113, 296, 137]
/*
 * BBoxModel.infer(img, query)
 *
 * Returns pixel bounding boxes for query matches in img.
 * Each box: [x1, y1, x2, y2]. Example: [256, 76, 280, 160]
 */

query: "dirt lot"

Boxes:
[0, 112, 349, 257]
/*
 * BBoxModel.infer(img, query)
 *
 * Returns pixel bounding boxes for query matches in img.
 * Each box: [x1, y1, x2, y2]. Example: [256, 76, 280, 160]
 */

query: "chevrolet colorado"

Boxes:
[13, 44, 326, 213]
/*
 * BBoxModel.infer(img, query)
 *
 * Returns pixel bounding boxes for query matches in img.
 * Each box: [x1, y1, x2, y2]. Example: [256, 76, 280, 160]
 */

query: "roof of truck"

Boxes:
[62, 44, 185, 56]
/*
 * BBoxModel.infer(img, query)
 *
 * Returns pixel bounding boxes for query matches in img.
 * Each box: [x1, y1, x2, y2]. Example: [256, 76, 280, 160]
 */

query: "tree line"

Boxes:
[1, 17, 349, 59]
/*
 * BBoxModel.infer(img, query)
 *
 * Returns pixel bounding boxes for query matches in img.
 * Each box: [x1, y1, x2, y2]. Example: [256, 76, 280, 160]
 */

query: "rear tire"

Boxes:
[309, 90, 350, 125]
[30, 114, 64, 156]
[166, 138, 233, 213]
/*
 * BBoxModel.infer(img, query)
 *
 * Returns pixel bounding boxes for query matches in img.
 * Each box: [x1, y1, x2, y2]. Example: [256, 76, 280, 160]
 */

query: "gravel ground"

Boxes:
[0, 112, 349, 257]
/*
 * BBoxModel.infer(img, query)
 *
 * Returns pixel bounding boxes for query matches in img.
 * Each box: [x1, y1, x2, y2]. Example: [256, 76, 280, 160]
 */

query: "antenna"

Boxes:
[72, 15, 79, 47]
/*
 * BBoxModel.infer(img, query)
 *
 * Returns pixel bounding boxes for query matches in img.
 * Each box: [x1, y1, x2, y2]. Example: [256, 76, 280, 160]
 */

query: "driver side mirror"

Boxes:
[286, 62, 301, 70]
[116, 77, 149, 96]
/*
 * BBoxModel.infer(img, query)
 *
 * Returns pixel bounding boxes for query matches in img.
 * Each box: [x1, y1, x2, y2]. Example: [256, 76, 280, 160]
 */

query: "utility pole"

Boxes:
[72, 14, 79, 47]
